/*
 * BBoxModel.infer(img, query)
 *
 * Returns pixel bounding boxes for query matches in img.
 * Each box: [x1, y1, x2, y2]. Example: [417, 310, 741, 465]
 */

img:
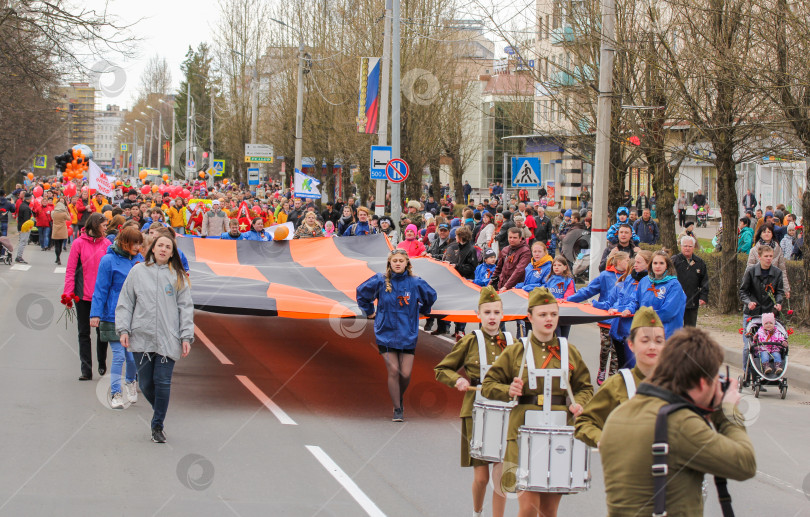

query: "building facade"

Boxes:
[94, 105, 126, 170]
[57, 82, 98, 151]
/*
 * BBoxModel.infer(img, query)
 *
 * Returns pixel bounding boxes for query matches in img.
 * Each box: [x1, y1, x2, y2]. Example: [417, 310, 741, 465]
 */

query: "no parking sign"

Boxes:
[385, 159, 409, 183]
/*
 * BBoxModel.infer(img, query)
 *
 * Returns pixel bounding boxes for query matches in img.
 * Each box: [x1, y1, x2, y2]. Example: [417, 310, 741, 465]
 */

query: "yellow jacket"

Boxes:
[168, 206, 186, 227]
[68, 203, 78, 224]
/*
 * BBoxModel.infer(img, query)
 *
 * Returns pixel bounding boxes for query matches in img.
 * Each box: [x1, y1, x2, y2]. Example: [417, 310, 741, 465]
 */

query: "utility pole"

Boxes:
[390, 0, 402, 224]
[294, 37, 305, 183]
[170, 106, 176, 180]
[589, 0, 616, 281]
[375, 0, 392, 216]
[148, 118, 154, 168]
[185, 79, 192, 181]
[210, 98, 215, 188]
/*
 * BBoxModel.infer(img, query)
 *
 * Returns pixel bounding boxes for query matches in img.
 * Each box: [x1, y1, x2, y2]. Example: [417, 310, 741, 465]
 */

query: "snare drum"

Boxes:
[515, 425, 590, 493]
[469, 399, 513, 462]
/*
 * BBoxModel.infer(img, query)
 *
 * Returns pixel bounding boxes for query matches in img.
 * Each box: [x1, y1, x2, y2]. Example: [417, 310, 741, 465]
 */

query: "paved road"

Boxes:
[1, 246, 809, 516]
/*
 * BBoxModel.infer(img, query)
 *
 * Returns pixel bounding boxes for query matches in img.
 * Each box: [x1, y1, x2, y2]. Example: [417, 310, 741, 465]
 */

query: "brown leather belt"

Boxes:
[517, 394, 567, 406]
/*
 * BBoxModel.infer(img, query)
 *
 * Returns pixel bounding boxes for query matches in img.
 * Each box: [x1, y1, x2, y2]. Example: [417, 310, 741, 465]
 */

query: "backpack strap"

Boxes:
[619, 368, 636, 399]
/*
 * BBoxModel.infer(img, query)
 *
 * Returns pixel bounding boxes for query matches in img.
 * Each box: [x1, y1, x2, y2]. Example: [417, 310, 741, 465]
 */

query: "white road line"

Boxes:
[235, 375, 297, 426]
[54, 267, 66, 274]
[10, 264, 30, 271]
[305, 445, 386, 517]
[194, 325, 233, 365]
[418, 328, 455, 344]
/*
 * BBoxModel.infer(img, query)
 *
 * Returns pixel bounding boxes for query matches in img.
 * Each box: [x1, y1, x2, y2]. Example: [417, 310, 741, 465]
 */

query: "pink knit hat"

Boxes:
[762, 313, 775, 325]
[405, 224, 418, 234]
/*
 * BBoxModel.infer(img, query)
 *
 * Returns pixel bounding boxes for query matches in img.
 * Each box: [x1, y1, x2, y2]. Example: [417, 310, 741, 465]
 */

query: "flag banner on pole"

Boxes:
[89, 160, 114, 196]
[356, 57, 380, 134]
[294, 168, 322, 199]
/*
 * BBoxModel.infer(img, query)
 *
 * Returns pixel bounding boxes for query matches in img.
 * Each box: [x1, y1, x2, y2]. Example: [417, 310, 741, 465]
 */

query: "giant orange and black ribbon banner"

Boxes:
[176, 234, 614, 324]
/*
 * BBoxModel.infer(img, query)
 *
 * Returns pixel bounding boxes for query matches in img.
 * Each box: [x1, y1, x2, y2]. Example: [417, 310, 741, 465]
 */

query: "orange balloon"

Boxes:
[199, 171, 205, 178]
[139, 170, 147, 180]
[162, 174, 169, 181]
[43, 183, 51, 190]
[151, 185, 159, 193]
[223, 178, 229, 185]
[27, 172, 34, 180]
[273, 226, 289, 240]
[115, 180, 123, 186]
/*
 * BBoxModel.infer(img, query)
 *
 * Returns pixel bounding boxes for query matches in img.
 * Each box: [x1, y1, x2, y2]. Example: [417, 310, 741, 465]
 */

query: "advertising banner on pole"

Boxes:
[294, 168, 322, 199]
[356, 57, 381, 134]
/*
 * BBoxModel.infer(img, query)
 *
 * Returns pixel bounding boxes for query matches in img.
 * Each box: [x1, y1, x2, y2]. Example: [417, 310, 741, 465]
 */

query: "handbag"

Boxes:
[98, 321, 118, 342]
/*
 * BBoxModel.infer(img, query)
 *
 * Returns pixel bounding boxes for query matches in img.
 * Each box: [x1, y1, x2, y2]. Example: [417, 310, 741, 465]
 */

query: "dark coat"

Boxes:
[740, 264, 785, 316]
[534, 215, 552, 243]
[672, 253, 709, 309]
[491, 240, 531, 290]
[599, 242, 636, 272]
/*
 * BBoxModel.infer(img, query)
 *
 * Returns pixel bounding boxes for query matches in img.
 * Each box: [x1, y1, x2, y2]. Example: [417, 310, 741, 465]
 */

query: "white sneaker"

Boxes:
[124, 381, 138, 404]
[110, 392, 125, 409]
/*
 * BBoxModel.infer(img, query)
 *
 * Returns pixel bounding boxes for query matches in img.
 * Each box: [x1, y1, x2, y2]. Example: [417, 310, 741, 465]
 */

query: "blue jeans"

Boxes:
[173, 226, 185, 235]
[0, 221, 7, 237]
[38, 225, 50, 249]
[759, 350, 783, 364]
[133, 352, 176, 430]
[110, 340, 136, 395]
[742, 317, 750, 371]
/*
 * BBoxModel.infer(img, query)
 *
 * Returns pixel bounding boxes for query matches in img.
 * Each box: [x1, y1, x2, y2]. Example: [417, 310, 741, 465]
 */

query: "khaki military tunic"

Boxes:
[434, 330, 511, 467]
[482, 334, 593, 492]
[600, 385, 756, 516]
[575, 366, 645, 448]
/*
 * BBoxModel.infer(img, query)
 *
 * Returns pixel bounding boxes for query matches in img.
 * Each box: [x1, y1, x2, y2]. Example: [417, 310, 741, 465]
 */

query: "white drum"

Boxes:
[470, 400, 513, 462]
[515, 425, 590, 493]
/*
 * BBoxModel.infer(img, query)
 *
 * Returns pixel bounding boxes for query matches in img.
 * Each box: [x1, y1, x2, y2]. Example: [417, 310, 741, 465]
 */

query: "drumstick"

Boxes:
[513, 344, 527, 402]
[565, 374, 578, 419]
[468, 386, 482, 391]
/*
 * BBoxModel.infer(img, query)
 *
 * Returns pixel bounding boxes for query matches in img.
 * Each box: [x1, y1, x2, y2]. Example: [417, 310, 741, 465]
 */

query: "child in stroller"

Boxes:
[696, 205, 708, 227]
[0, 235, 13, 265]
[741, 313, 790, 399]
[755, 313, 786, 375]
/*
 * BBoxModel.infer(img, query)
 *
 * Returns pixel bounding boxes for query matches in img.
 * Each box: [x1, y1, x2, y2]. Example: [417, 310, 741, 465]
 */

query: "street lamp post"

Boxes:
[147, 104, 164, 171]
[160, 98, 174, 179]
[270, 17, 304, 189]
[141, 112, 153, 168]
[134, 120, 147, 172]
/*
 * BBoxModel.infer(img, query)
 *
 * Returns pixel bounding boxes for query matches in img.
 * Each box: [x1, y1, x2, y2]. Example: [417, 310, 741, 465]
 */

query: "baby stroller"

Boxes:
[739, 315, 789, 399]
[696, 206, 708, 228]
[0, 236, 13, 265]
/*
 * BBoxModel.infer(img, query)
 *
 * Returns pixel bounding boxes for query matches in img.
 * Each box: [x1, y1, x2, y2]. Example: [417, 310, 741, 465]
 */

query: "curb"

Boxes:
[723, 345, 810, 393]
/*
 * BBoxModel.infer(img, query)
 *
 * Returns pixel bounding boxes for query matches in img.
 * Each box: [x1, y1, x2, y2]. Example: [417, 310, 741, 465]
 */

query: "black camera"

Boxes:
[719, 365, 730, 393]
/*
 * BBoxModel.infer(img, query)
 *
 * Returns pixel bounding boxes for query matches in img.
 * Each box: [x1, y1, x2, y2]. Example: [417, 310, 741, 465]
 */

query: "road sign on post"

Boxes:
[385, 158, 409, 183]
[34, 155, 47, 169]
[187, 159, 196, 168]
[244, 144, 274, 163]
[510, 157, 542, 187]
[212, 159, 225, 176]
[370, 145, 392, 179]
[248, 167, 260, 186]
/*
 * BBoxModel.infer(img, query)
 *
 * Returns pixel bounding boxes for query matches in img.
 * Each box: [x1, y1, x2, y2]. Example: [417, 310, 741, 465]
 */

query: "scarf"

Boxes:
[758, 238, 775, 249]
[650, 273, 678, 284]
[531, 254, 552, 270]
[631, 269, 647, 281]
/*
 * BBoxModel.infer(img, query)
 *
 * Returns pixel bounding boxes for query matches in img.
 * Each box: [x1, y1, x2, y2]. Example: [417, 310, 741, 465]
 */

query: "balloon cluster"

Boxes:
[54, 147, 91, 182]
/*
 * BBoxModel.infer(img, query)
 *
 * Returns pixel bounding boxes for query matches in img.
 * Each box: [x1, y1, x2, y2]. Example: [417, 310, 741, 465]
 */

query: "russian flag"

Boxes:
[364, 58, 381, 134]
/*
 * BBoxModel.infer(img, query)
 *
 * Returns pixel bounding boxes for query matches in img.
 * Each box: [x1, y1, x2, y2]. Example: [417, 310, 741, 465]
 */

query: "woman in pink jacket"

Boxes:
[64, 213, 112, 380]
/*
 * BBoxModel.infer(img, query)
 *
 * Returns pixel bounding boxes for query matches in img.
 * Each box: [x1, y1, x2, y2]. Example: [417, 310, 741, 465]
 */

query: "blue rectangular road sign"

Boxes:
[511, 157, 542, 188]
[212, 159, 225, 176]
[248, 167, 260, 186]
[370, 145, 392, 180]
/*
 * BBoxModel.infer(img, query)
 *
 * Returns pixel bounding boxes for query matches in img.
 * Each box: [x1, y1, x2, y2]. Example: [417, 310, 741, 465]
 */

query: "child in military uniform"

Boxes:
[575, 307, 665, 448]
[482, 287, 593, 517]
[434, 286, 511, 517]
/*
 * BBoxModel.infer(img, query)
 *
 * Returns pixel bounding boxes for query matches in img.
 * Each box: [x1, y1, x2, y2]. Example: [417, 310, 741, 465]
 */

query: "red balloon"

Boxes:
[33, 186, 43, 197]
[181, 189, 191, 199]
[158, 184, 167, 194]
[141, 185, 151, 195]
[64, 183, 77, 197]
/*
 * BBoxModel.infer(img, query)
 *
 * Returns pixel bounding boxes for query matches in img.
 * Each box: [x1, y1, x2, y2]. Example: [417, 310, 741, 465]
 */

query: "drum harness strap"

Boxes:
[472, 330, 513, 390]
[516, 337, 573, 410]
[619, 368, 636, 399]
[651, 400, 734, 517]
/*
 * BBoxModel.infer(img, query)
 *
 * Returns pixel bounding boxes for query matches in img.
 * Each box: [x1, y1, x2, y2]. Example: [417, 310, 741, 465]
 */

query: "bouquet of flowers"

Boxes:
[58, 293, 80, 328]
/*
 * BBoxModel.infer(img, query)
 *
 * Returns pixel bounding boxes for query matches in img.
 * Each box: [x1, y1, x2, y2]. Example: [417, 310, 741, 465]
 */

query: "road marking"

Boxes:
[235, 375, 297, 425]
[10, 264, 30, 271]
[419, 328, 455, 344]
[54, 267, 66, 274]
[756, 470, 805, 495]
[305, 445, 386, 517]
[194, 325, 233, 365]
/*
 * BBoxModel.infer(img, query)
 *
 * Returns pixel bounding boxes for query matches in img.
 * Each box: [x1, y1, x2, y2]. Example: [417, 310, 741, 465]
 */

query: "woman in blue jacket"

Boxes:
[515, 241, 553, 292]
[90, 224, 144, 409]
[568, 251, 629, 384]
[636, 250, 687, 339]
[356, 249, 437, 422]
[240, 217, 270, 241]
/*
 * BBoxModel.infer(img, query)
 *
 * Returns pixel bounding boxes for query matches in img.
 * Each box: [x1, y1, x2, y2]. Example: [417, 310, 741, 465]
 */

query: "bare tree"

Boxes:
[139, 54, 172, 97]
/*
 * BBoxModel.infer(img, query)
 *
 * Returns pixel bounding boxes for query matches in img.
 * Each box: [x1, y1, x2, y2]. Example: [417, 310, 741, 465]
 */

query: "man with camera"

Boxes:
[600, 327, 756, 516]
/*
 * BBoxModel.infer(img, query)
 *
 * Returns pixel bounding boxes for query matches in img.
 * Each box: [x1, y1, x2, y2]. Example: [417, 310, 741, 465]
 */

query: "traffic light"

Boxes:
[202, 151, 209, 158]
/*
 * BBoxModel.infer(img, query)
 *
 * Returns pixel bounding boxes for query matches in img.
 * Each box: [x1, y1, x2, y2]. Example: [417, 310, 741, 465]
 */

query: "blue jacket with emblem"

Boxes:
[90, 245, 144, 322]
[568, 267, 622, 325]
[515, 259, 552, 292]
[356, 272, 437, 350]
[473, 262, 497, 287]
[240, 229, 269, 241]
[636, 275, 686, 339]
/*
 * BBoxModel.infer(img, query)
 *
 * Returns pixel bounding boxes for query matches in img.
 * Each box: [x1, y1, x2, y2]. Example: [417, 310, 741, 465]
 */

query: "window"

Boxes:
[552, 1, 562, 29]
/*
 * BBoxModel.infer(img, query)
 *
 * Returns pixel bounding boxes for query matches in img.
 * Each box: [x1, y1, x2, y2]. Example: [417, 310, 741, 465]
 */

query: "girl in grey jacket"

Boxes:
[116, 230, 194, 443]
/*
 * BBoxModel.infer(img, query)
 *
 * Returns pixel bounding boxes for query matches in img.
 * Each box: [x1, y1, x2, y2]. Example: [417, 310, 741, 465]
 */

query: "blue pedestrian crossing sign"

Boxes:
[212, 159, 225, 176]
[511, 157, 542, 187]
